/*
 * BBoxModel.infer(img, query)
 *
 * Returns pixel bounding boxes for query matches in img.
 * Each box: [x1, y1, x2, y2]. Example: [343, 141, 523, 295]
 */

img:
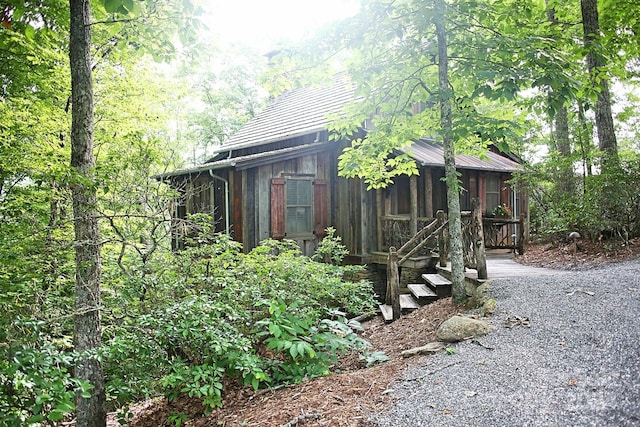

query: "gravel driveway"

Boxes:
[373, 260, 640, 426]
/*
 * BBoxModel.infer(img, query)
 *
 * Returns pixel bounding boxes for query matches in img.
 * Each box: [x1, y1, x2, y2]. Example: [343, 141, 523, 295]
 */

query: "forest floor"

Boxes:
[110, 237, 640, 427]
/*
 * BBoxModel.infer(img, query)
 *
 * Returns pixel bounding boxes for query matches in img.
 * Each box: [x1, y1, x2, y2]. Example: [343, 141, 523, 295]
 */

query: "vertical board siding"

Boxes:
[257, 166, 271, 242]
[231, 170, 243, 243]
[243, 169, 256, 251]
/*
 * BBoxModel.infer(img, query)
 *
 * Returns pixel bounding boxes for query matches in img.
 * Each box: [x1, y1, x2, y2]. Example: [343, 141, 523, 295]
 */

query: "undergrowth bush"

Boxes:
[0, 319, 93, 425]
[525, 152, 640, 242]
[103, 229, 378, 413]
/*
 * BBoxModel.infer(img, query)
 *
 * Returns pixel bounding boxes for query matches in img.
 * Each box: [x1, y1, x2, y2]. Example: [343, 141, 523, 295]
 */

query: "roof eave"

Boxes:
[152, 160, 234, 180]
[212, 126, 328, 155]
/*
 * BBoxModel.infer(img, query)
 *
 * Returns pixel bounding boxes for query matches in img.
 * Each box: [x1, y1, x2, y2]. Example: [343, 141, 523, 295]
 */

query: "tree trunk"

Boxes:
[581, 0, 619, 169]
[434, 0, 466, 304]
[69, 1, 106, 426]
[546, 3, 575, 197]
[553, 103, 575, 197]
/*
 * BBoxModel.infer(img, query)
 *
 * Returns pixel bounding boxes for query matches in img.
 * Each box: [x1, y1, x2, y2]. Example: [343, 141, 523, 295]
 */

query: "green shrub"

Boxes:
[0, 319, 92, 425]
[254, 300, 370, 384]
[103, 229, 378, 411]
[523, 152, 640, 241]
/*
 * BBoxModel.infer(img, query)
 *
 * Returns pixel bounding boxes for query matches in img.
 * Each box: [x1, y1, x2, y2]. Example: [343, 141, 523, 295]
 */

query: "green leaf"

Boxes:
[24, 25, 35, 40]
[103, 0, 122, 14]
[48, 409, 66, 421]
[269, 324, 281, 338]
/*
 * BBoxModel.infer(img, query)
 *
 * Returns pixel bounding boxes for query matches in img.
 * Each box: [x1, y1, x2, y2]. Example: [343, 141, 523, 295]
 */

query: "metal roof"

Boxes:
[213, 72, 355, 153]
[403, 140, 521, 172]
[156, 74, 522, 179]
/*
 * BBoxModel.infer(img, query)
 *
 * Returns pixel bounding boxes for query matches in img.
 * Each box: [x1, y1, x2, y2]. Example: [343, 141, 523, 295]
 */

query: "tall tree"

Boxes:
[69, 0, 105, 425]
[581, 0, 619, 168]
[545, 3, 575, 198]
[433, 0, 465, 303]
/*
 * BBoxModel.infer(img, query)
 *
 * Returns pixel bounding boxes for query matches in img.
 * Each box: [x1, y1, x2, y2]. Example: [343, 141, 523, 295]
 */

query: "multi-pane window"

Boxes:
[285, 179, 313, 235]
[485, 174, 500, 214]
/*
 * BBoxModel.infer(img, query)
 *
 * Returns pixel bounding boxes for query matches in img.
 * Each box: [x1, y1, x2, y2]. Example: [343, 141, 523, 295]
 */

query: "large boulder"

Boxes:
[436, 315, 495, 342]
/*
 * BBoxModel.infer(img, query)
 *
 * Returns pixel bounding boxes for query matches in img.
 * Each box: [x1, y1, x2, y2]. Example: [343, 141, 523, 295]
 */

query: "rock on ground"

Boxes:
[435, 315, 495, 342]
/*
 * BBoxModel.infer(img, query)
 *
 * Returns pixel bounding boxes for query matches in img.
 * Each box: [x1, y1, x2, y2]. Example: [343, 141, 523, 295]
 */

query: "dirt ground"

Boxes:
[109, 238, 639, 427]
[515, 237, 640, 270]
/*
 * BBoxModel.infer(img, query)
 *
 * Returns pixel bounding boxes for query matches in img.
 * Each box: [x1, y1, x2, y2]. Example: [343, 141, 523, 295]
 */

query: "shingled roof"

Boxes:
[214, 72, 355, 153]
[157, 72, 522, 179]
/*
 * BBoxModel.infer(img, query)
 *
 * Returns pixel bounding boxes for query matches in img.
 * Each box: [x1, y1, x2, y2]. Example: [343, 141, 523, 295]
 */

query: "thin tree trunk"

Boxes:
[553, 105, 575, 196]
[577, 102, 594, 180]
[434, 0, 465, 304]
[581, 0, 618, 169]
[546, 3, 575, 197]
[69, 1, 105, 426]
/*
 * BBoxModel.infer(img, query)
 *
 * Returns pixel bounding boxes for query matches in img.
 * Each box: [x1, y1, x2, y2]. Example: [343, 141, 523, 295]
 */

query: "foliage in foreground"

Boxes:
[103, 231, 378, 412]
[0, 227, 377, 424]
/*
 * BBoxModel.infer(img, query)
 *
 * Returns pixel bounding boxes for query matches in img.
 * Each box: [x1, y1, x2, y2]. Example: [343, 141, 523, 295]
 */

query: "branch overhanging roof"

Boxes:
[158, 72, 522, 179]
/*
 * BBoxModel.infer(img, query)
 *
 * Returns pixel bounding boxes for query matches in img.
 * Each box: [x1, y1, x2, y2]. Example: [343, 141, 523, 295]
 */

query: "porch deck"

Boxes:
[437, 250, 563, 280]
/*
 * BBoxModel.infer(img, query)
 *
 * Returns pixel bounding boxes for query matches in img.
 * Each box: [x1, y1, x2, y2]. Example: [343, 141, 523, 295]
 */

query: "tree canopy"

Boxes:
[0, 0, 639, 424]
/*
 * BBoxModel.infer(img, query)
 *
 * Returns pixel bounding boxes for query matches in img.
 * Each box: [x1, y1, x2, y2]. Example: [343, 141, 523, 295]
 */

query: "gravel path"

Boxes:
[373, 260, 640, 426]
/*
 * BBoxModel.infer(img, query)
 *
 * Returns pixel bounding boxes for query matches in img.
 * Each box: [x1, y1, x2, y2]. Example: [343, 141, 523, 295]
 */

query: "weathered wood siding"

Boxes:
[236, 149, 334, 256]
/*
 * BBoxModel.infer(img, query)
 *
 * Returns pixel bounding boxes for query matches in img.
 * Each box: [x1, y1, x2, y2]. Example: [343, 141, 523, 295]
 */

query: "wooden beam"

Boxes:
[472, 198, 487, 279]
[425, 167, 433, 218]
[410, 174, 418, 236]
[386, 247, 401, 321]
[376, 189, 384, 252]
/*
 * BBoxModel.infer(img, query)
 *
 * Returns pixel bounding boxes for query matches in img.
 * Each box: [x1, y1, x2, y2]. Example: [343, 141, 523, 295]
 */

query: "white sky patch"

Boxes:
[204, 0, 360, 50]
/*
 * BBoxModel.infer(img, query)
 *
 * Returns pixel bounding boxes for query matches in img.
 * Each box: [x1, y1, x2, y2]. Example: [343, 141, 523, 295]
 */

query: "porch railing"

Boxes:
[385, 211, 449, 320]
[383, 199, 526, 321]
[380, 215, 440, 255]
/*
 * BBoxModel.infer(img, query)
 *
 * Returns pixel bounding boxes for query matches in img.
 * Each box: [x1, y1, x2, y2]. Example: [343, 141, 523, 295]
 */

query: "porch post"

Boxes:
[425, 168, 434, 218]
[386, 247, 401, 321]
[410, 174, 418, 236]
[518, 213, 526, 255]
[437, 210, 448, 267]
[376, 189, 384, 251]
[472, 198, 487, 280]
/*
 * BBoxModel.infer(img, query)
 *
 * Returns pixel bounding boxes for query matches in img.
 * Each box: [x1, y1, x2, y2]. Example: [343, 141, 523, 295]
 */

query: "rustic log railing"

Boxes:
[385, 211, 449, 320]
[482, 214, 525, 255]
[380, 215, 440, 254]
[384, 199, 526, 321]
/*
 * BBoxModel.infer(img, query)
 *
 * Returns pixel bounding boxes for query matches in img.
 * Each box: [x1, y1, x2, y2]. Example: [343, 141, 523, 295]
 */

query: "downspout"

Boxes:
[209, 170, 230, 235]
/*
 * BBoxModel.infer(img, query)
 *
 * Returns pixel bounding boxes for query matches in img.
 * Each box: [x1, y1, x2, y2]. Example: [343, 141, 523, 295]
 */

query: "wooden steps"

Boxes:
[422, 273, 452, 298]
[379, 272, 452, 322]
[407, 283, 438, 303]
[379, 294, 421, 322]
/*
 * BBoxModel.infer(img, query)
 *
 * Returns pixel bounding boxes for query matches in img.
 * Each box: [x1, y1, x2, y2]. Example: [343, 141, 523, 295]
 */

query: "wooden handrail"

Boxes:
[399, 220, 448, 265]
[397, 218, 438, 255]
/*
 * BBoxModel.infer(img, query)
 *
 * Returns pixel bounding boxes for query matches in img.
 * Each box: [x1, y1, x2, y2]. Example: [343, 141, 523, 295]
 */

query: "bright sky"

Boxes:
[205, 0, 361, 50]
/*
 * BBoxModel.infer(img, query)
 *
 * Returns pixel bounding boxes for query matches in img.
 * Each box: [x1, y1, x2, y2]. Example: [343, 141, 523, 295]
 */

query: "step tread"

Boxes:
[407, 283, 438, 299]
[379, 304, 393, 322]
[400, 294, 420, 309]
[380, 295, 421, 321]
[422, 273, 452, 286]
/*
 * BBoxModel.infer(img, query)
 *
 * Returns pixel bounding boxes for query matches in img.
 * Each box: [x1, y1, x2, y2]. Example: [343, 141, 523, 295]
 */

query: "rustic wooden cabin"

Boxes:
[157, 73, 527, 285]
